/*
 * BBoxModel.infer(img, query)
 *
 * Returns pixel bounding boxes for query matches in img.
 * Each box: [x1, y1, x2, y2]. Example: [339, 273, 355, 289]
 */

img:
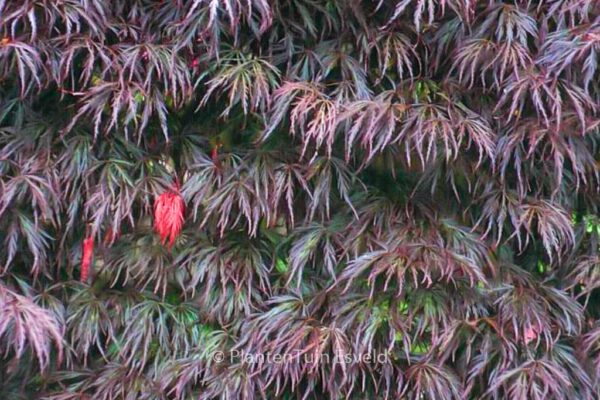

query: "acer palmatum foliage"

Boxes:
[1, 0, 600, 399]
[80, 235, 94, 282]
[154, 189, 185, 248]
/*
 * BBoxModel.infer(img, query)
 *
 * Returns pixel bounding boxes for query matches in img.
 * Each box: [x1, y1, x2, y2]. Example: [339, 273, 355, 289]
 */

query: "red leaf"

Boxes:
[81, 236, 94, 282]
[154, 189, 185, 248]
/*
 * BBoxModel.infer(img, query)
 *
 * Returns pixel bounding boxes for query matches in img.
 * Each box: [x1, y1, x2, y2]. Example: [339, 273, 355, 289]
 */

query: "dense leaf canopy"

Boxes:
[1, 0, 600, 399]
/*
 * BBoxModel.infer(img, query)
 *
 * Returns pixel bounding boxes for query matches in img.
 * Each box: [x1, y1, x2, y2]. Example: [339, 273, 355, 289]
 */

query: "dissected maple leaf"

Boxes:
[153, 189, 185, 248]
[80, 236, 94, 282]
